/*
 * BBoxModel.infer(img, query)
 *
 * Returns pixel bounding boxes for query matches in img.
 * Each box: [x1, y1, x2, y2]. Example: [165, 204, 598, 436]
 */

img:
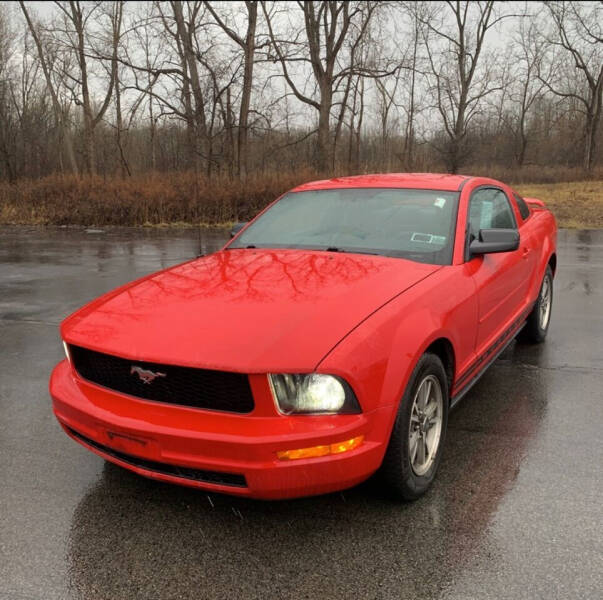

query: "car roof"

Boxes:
[291, 173, 471, 193]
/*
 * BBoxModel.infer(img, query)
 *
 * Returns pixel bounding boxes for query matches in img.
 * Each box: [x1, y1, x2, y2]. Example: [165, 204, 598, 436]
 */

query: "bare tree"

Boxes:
[382, 4, 423, 171]
[205, 1, 260, 179]
[1, 11, 56, 180]
[0, 6, 17, 181]
[106, 1, 128, 176]
[346, 74, 365, 171]
[2, 1, 602, 184]
[125, 1, 175, 171]
[19, 0, 79, 175]
[51, 1, 121, 174]
[262, 1, 380, 169]
[168, 0, 209, 172]
[416, 1, 514, 173]
[539, 1, 603, 171]
[143, 1, 239, 175]
[400, 12, 420, 170]
[503, 13, 546, 166]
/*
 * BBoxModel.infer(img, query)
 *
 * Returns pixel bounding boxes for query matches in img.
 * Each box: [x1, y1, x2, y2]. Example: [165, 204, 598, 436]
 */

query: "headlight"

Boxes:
[268, 373, 361, 415]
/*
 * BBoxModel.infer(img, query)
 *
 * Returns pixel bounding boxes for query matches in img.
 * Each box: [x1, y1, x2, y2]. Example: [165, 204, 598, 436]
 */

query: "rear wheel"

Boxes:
[380, 353, 448, 500]
[519, 265, 553, 343]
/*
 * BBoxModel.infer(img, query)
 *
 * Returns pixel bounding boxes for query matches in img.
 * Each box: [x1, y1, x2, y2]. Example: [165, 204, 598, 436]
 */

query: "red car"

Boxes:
[50, 173, 557, 500]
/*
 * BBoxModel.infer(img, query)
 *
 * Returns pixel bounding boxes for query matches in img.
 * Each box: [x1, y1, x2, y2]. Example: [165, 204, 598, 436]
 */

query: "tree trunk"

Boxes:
[316, 84, 332, 171]
[584, 116, 596, 172]
[172, 1, 207, 174]
[225, 87, 235, 177]
[71, 2, 96, 174]
[115, 74, 130, 177]
[516, 137, 527, 167]
[448, 84, 469, 174]
[178, 52, 198, 172]
[514, 107, 527, 166]
[149, 97, 156, 171]
[0, 143, 16, 182]
[404, 23, 418, 170]
[353, 78, 365, 173]
[19, 1, 79, 176]
[584, 80, 602, 172]
[333, 73, 354, 170]
[447, 141, 459, 174]
[238, 2, 257, 180]
[82, 124, 95, 175]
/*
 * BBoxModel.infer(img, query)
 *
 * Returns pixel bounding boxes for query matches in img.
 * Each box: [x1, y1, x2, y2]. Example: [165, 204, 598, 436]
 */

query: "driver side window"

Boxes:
[469, 188, 516, 238]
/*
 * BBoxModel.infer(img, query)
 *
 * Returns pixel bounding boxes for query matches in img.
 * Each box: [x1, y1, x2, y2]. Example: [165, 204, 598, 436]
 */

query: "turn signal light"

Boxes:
[277, 435, 364, 461]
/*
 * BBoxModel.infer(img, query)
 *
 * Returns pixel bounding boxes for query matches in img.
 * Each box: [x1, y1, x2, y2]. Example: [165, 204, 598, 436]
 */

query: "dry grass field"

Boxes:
[1, 171, 602, 229]
[515, 180, 603, 229]
[0, 170, 313, 227]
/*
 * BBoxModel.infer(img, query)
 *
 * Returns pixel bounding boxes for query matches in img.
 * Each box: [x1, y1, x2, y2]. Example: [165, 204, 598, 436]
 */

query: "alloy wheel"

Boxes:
[539, 275, 552, 330]
[408, 374, 443, 476]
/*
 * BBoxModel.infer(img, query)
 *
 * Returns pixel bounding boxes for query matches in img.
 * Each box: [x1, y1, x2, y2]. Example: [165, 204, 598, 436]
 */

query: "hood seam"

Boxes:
[313, 266, 443, 371]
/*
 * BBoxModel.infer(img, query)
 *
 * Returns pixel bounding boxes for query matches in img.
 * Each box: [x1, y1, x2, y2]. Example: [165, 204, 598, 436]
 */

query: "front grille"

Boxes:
[68, 344, 254, 413]
[67, 427, 247, 488]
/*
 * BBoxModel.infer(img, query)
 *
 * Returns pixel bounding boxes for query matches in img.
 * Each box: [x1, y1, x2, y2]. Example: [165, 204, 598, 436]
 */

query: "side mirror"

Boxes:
[470, 228, 519, 256]
[230, 222, 248, 238]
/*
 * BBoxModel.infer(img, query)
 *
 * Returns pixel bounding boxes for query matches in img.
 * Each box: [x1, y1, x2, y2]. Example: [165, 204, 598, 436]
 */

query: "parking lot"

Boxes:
[1, 226, 601, 600]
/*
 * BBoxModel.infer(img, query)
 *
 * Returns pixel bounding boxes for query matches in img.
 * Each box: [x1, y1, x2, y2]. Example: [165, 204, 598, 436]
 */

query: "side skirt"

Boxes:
[449, 303, 534, 410]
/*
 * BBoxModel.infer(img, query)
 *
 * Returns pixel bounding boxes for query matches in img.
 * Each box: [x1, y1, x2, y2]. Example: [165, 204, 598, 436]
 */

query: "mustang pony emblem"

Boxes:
[130, 365, 167, 384]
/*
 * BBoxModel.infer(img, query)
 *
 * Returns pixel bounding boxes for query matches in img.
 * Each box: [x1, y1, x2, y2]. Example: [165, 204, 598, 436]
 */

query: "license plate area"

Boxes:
[103, 429, 158, 458]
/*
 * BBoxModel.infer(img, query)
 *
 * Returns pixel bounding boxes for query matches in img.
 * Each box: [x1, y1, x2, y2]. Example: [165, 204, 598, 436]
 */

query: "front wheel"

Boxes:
[380, 353, 449, 500]
[519, 265, 553, 343]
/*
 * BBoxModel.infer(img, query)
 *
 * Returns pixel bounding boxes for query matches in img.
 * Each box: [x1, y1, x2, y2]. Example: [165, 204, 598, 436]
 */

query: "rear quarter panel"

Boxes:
[525, 208, 557, 300]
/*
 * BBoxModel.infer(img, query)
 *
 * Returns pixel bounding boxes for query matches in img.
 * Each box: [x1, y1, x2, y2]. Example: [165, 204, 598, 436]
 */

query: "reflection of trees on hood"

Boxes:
[121, 249, 384, 306]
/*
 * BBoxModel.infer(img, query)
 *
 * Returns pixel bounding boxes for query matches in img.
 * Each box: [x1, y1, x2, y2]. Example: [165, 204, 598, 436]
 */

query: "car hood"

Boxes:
[62, 249, 440, 372]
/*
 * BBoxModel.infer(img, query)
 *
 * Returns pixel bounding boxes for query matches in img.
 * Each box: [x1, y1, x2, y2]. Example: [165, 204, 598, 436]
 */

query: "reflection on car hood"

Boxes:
[62, 249, 440, 372]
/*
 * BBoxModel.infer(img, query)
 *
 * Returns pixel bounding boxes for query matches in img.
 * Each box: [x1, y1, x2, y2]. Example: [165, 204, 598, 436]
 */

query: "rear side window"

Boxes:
[468, 188, 516, 237]
[514, 193, 531, 220]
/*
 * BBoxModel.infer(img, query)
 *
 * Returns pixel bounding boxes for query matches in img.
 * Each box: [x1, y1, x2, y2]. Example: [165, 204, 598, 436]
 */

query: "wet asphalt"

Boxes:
[0, 226, 601, 600]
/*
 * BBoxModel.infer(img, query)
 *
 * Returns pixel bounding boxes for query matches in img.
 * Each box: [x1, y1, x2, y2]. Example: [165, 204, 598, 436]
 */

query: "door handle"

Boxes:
[522, 247, 531, 259]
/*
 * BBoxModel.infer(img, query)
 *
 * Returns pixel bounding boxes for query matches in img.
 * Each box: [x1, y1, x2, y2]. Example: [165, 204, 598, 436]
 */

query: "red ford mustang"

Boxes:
[50, 174, 557, 500]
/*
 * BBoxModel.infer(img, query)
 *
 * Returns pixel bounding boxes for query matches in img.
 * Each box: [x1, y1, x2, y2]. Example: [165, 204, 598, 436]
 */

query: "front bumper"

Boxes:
[50, 360, 393, 499]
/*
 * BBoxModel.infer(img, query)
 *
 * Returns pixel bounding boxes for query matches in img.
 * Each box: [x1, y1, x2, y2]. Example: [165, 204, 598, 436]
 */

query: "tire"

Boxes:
[519, 265, 553, 344]
[380, 353, 449, 501]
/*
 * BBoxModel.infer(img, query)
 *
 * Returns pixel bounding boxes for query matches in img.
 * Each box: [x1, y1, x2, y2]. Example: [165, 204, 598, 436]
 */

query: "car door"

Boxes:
[513, 192, 539, 292]
[468, 186, 532, 353]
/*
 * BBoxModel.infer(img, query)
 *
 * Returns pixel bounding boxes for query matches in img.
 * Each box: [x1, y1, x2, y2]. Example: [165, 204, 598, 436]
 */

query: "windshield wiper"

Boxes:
[325, 246, 381, 256]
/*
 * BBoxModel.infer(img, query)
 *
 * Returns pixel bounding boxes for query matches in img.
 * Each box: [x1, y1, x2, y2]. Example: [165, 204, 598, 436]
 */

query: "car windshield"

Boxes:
[229, 188, 459, 265]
